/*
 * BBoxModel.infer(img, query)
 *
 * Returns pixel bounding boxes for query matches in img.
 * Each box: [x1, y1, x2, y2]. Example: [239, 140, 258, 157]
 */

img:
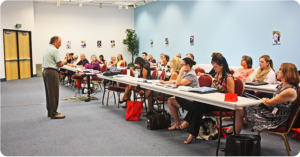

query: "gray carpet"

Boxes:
[1, 77, 300, 156]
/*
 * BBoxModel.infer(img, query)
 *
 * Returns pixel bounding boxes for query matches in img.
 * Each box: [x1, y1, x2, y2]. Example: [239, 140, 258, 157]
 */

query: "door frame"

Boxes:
[3, 29, 33, 81]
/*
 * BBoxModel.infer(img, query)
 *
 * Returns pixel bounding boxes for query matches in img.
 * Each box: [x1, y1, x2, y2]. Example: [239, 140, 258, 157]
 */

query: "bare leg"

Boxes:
[227, 107, 244, 134]
[167, 97, 182, 129]
[120, 85, 132, 101]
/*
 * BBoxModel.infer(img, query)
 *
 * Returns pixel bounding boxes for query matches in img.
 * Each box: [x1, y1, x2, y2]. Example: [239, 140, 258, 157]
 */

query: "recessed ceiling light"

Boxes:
[99, 3, 102, 8]
[79, 2, 82, 7]
[119, 5, 122, 9]
[143, 1, 146, 5]
[125, 5, 128, 9]
[57, 1, 60, 6]
[134, 3, 136, 8]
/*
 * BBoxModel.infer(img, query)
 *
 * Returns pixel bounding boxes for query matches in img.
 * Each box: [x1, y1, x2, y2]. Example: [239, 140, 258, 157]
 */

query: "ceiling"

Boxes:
[33, 0, 155, 7]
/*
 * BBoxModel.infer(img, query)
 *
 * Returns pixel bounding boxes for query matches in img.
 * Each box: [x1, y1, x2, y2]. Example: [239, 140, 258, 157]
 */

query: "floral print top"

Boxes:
[212, 73, 233, 93]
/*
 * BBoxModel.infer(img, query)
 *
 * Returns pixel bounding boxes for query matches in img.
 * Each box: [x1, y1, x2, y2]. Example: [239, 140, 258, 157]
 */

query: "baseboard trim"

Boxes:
[33, 74, 37, 77]
[1, 78, 6, 82]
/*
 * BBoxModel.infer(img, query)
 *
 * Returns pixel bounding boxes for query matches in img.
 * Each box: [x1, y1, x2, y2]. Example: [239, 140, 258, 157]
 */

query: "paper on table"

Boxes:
[146, 80, 160, 84]
[268, 85, 278, 89]
[178, 86, 191, 92]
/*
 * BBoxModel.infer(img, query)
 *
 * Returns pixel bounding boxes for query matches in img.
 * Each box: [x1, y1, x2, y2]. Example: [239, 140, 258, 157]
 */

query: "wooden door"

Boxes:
[18, 32, 31, 79]
[4, 30, 19, 81]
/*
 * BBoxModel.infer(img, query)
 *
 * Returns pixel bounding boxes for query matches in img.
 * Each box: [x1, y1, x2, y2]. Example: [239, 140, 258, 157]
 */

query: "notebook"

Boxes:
[245, 82, 268, 86]
[189, 87, 218, 94]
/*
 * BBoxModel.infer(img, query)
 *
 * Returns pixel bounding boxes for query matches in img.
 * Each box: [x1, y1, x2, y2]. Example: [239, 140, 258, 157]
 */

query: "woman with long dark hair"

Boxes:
[179, 54, 235, 144]
[99, 55, 106, 64]
[119, 57, 151, 108]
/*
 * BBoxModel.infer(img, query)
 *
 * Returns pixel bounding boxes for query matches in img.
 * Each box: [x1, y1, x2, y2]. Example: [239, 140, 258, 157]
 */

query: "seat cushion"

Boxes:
[156, 96, 169, 101]
[108, 86, 126, 92]
[206, 111, 234, 117]
[92, 78, 103, 81]
[71, 76, 82, 79]
[266, 127, 287, 133]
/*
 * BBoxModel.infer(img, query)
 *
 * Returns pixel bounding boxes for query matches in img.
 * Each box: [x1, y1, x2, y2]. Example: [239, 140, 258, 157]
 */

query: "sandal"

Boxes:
[168, 124, 179, 131]
[143, 112, 148, 116]
[179, 121, 189, 130]
[184, 134, 196, 144]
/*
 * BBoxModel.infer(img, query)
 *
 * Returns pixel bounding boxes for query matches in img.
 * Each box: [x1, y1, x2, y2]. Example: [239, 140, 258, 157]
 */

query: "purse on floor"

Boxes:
[126, 101, 144, 121]
[147, 109, 171, 130]
[225, 134, 261, 156]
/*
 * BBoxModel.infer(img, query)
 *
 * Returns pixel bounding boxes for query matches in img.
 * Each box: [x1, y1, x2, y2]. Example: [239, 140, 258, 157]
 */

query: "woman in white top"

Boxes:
[246, 55, 276, 84]
[245, 55, 276, 98]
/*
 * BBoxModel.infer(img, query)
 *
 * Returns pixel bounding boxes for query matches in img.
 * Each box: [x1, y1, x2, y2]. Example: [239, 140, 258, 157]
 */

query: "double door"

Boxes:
[4, 30, 32, 81]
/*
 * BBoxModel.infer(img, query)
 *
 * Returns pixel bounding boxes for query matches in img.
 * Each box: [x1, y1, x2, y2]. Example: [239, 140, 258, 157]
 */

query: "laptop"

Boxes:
[245, 82, 268, 86]
[189, 87, 218, 94]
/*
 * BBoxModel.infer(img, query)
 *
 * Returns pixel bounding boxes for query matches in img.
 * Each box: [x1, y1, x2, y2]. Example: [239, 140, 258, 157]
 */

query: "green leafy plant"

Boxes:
[127, 62, 135, 69]
[122, 29, 139, 63]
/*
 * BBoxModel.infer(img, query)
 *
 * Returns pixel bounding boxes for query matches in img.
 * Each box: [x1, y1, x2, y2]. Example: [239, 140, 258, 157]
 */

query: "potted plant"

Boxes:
[122, 29, 139, 69]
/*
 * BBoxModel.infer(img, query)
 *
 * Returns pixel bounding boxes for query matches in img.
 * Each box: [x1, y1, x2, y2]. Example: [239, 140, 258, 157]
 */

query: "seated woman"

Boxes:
[98, 55, 106, 64]
[197, 52, 222, 77]
[245, 55, 276, 98]
[66, 54, 79, 86]
[119, 57, 151, 108]
[157, 53, 164, 65]
[109, 55, 116, 65]
[148, 53, 156, 65]
[225, 63, 299, 136]
[233, 55, 254, 81]
[167, 57, 199, 130]
[64, 53, 74, 86]
[110, 54, 124, 66]
[157, 54, 171, 72]
[142, 57, 181, 115]
[83, 54, 101, 80]
[179, 54, 235, 144]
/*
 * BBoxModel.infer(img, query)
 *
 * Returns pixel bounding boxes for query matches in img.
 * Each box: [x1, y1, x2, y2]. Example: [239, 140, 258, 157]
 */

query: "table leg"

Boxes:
[85, 76, 91, 102]
[233, 110, 236, 135]
[216, 108, 223, 156]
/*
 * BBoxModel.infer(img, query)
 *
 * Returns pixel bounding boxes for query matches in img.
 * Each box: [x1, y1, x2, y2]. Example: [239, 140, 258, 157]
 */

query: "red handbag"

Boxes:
[125, 101, 144, 121]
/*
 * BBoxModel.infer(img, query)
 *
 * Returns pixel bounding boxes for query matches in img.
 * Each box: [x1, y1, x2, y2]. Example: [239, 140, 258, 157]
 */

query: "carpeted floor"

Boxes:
[1, 77, 300, 156]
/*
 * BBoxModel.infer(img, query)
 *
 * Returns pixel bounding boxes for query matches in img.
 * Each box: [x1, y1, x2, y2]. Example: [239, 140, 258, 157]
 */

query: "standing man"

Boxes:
[43, 36, 67, 119]
[176, 53, 181, 58]
[142, 52, 150, 66]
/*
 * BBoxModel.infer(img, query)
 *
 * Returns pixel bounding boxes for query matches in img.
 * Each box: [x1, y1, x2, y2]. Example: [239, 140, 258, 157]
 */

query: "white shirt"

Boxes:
[248, 67, 276, 85]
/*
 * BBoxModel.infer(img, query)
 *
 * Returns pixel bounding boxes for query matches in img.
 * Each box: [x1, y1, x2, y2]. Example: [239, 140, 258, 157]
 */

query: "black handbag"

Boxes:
[225, 134, 261, 156]
[103, 71, 121, 76]
[147, 109, 171, 130]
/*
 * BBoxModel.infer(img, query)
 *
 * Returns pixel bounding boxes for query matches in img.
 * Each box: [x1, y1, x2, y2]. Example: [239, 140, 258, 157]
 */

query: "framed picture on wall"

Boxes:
[273, 31, 281, 45]
[150, 39, 153, 48]
[165, 38, 168, 47]
[81, 40, 86, 48]
[111, 40, 115, 48]
[97, 40, 102, 48]
[190, 36, 194, 46]
[66, 41, 71, 49]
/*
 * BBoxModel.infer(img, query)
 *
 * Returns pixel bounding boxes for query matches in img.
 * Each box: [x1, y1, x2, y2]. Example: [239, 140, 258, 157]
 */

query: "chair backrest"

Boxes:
[230, 69, 235, 75]
[286, 88, 300, 133]
[195, 68, 205, 74]
[125, 61, 127, 66]
[234, 77, 244, 96]
[198, 74, 213, 87]
[111, 61, 114, 64]
[119, 69, 133, 87]
[159, 71, 166, 80]
[152, 69, 158, 79]
[120, 62, 125, 67]
[101, 64, 107, 72]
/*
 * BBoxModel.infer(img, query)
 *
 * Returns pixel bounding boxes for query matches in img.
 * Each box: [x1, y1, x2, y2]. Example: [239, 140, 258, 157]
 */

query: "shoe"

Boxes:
[47, 112, 61, 117]
[179, 121, 189, 130]
[119, 98, 129, 104]
[51, 115, 65, 119]
[65, 83, 70, 87]
[168, 124, 180, 131]
[243, 118, 248, 128]
[184, 134, 196, 144]
[222, 148, 226, 152]
[121, 105, 127, 108]
[223, 129, 233, 136]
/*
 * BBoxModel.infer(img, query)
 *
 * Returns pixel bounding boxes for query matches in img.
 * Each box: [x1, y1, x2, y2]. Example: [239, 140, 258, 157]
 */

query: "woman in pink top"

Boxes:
[234, 55, 254, 81]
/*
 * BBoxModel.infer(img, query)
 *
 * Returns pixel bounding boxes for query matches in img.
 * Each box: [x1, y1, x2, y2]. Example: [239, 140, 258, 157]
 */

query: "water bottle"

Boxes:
[135, 70, 138, 80]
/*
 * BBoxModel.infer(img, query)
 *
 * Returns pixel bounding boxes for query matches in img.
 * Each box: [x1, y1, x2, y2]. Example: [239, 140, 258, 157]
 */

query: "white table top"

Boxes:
[96, 75, 262, 110]
[244, 84, 277, 94]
